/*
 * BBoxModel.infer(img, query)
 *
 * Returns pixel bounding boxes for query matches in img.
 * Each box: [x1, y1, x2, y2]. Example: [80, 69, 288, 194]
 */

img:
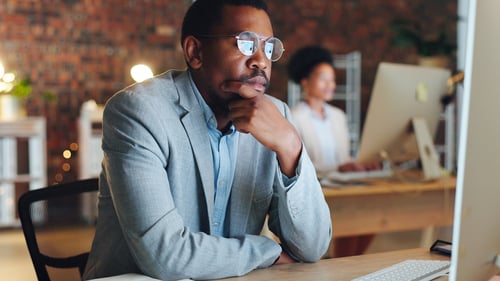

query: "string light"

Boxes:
[63, 149, 72, 159]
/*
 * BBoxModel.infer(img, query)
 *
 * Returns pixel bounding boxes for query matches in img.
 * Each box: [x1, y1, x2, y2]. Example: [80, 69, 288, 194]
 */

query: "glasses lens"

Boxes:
[237, 31, 258, 56]
[264, 41, 274, 61]
[265, 38, 284, 62]
[237, 39, 255, 56]
[236, 31, 284, 62]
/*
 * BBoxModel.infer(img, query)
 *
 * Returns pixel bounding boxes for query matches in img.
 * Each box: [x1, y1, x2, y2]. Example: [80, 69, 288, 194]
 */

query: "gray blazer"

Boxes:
[83, 70, 331, 281]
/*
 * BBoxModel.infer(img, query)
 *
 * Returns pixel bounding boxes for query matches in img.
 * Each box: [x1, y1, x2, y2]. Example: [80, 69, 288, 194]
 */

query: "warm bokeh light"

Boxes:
[62, 163, 71, 172]
[2, 72, 15, 83]
[130, 64, 153, 82]
[62, 149, 72, 159]
[69, 142, 79, 151]
[54, 173, 63, 182]
[0, 65, 15, 93]
[0, 81, 12, 93]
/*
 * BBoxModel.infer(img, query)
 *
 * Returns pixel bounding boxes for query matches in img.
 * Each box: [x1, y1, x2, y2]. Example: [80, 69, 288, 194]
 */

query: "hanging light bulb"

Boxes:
[130, 64, 153, 82]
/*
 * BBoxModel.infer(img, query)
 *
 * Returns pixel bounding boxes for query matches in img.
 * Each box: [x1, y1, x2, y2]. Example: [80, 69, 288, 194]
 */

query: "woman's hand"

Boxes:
[338, 161, 381, 172]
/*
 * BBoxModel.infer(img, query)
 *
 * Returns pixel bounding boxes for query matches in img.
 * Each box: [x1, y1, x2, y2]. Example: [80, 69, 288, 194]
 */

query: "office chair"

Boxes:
[18, 178, 99, 281]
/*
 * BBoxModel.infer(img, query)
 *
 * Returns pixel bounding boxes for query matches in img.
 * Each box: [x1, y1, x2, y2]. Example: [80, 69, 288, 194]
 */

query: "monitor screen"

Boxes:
[450, 0, 500, 280]
[356, 62, 450, 165]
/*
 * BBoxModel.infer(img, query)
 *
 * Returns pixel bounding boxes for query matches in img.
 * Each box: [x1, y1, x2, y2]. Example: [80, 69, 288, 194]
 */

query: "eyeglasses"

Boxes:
[198, 31, 285, 62]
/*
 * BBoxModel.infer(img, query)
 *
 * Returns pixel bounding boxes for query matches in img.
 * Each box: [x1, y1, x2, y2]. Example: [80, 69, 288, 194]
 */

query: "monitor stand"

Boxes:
[383, 117, 442, 181]
[411, 117, 442, 180]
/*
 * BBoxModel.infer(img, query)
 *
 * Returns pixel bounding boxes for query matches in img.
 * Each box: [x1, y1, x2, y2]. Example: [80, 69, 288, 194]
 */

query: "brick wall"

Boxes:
[0, 0, 457, 183]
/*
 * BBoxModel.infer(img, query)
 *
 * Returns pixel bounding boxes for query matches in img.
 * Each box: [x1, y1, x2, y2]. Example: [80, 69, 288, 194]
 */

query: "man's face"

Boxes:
[193, 5, 274, 116]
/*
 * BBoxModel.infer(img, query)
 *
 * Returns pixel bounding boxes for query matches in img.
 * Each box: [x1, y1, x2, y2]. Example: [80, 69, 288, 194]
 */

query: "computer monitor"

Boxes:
[356, 62, 450, 178]
[449, 0, 500, 280]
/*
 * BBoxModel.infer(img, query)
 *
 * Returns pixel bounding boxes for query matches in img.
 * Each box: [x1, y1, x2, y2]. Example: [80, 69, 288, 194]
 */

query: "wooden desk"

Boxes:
[89, 248, 448, 281]
[322, 175, 456, 238]
[224, 248, 449, 281]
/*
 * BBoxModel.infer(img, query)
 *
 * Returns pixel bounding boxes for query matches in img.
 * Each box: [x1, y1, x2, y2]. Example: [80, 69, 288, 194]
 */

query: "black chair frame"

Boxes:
[18, 178, 98, 281]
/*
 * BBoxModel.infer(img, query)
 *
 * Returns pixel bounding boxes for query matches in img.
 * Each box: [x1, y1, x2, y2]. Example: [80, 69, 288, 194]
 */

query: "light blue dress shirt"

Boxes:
[189, 77, 239, 237]
[188, 73, 296, 237]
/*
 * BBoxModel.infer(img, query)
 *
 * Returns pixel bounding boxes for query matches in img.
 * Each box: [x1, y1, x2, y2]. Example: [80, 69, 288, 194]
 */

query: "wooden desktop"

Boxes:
[224, 248, 449, 281]
[322, 173, 455, 251]
[88, 248, 449, 281]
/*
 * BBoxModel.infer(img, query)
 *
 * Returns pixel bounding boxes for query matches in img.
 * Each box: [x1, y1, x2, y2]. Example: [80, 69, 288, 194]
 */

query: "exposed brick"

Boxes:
[0, 0, 457, 183]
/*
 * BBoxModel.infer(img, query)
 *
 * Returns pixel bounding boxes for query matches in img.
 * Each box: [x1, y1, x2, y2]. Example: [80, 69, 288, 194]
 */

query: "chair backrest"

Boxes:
[18, 178, 99, 281]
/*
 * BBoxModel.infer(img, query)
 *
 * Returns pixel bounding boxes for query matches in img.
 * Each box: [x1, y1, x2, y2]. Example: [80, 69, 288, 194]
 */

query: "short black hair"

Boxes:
[181, 0, 269, 46]
[287, 46, 334, 84]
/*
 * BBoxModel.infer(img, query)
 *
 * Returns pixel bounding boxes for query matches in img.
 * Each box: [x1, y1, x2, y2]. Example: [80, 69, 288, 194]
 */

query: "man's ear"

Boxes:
[183, 36, 203, 69]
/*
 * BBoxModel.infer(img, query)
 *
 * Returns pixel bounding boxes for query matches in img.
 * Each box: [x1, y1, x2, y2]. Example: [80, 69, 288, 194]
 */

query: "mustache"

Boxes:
[240, 69, 269, 89]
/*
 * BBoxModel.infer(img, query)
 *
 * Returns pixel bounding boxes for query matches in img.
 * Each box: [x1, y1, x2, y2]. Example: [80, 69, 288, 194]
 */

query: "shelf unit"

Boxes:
[78, 100, 104, 180]
[78, 100, 104, 222]
[0, 117, 47, 227]
[288, 51, 362, 156]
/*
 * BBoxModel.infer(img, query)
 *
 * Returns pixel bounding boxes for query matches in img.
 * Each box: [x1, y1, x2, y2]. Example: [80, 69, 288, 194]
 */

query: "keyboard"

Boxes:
[323, 168, 393, 183]
[351, 259, 450, 281]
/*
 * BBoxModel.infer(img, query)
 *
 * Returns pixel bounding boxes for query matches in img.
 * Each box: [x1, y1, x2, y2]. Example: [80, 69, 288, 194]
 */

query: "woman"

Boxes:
[289, 46, 373, 176]
[288, 46, 375, 257]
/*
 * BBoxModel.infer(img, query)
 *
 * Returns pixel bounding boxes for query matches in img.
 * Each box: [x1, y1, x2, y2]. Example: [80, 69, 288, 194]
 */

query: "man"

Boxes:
[83, 0, 331, 280]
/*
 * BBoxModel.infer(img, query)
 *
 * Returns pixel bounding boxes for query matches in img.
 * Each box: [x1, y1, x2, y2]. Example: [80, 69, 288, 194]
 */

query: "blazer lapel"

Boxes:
[174, 71, 215, 226]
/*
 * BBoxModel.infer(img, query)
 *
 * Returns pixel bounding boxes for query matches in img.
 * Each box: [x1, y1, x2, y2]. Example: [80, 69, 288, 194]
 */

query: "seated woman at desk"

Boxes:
[288, 46, 379, 176]
[288, 45, 376, 257]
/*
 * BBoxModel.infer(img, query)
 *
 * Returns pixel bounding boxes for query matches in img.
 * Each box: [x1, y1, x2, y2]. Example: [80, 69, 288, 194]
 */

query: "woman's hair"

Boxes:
[181, 0, 269, 45]
[287, 46, 334, 84]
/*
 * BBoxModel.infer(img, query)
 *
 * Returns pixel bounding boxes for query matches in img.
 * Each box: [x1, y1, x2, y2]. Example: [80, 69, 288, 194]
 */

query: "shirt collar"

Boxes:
[188, 72, 235, 134]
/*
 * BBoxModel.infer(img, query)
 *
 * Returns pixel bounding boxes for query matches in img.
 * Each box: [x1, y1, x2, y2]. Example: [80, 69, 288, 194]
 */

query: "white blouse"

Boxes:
[291, 101, 351, 176]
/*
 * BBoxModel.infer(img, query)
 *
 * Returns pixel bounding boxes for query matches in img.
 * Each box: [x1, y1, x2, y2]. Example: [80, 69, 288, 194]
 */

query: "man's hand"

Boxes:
[224, 81, 302, 177]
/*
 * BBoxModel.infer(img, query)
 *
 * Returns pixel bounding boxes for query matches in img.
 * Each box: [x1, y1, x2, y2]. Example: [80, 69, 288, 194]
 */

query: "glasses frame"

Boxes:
[197, 31, 284, 62]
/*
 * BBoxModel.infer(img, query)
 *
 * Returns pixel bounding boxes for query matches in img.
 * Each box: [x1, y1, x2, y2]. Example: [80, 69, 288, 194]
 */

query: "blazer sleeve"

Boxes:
[268, 100, 332, 262]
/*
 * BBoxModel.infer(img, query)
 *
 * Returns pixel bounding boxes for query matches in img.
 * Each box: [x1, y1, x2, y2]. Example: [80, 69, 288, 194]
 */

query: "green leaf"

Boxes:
[9, 78, 32, 99]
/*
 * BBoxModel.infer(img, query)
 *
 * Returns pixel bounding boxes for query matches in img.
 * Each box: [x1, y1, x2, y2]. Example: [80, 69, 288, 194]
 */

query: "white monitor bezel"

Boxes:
[450, 0, 500, 280]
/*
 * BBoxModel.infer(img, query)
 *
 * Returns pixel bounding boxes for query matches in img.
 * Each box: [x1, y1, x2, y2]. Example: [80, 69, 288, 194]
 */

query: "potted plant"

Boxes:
[1, 65, 56, 120]
[0, 66, 30, 119]
[390, 18, 457, 68]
